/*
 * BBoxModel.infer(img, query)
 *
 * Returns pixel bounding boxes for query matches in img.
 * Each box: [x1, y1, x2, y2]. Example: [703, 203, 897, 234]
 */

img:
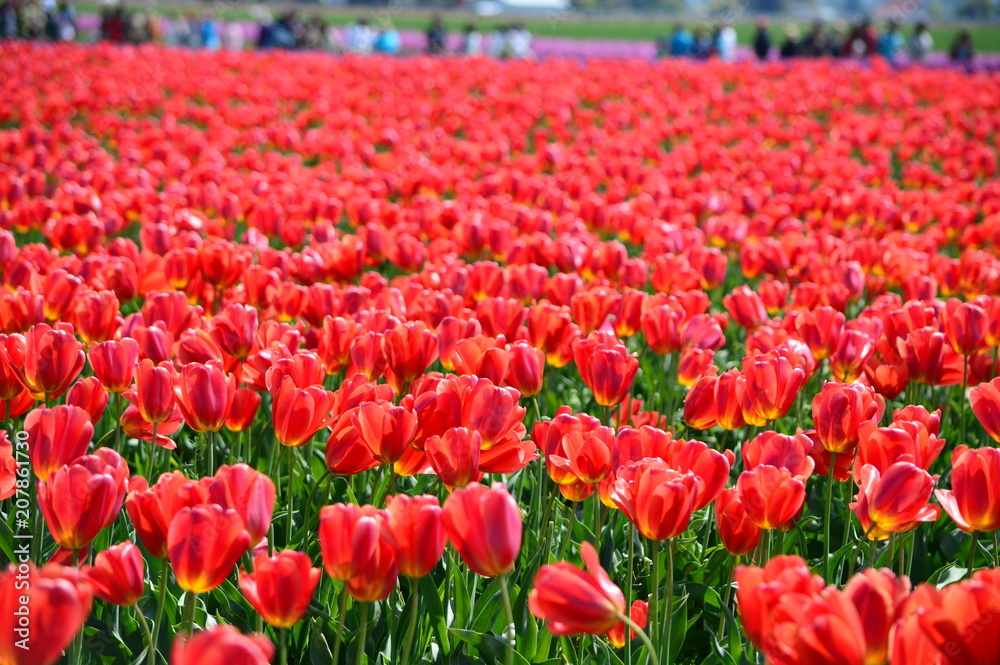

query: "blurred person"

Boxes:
[488, 24, 509, 58]
[691, 26, 713, 59]
[908, 22, 932, 62]
[801, 20, 828, 57]
[780, 23, 802, 59]
[20, 0, 46, 39]
[198, 10, 219, 50]
[827, 20, 846, 57]
[844, 15, 876, 57]
[345, 18, 374, 54]
[300, 15, 325, 50]
[877, 21, 903, 59]
[462, 23, 483, 56]
[223, 19, 243, 51]
[715, 20, 736, 61]
[126, 10, 150, 43]
[254, 7, 275, 49]
[324, 23, 344, 52]
[426, 14, 445, 54]
[0, 1, 17, 39]
[752, 16, 771, 60]
[270, 12, 299, 49]
[508, 22, 531, 59]
[950, 29, 974, 63]
[669, 23, 693, 57]
[374, 23, 400, 54]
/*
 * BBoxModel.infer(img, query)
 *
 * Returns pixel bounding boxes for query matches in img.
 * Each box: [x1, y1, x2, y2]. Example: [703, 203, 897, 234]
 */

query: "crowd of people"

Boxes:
[0, 0, 983, 65]
[659, 16, 977, 64]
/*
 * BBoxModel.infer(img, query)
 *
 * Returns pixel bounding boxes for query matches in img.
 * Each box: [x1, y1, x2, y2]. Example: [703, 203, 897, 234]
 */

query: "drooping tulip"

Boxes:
[529, 542, 625, 636]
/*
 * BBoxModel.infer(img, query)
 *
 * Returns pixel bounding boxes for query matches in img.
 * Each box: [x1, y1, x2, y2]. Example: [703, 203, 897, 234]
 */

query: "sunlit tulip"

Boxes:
[269, 375, 337, 447]
[851, 462, 940, 540]
[205, 464, 276, 548]
[741, 352, 806, 423]
[970, 377, 1000, 443]
[318, 503, 399, 602]
[134, 359, 176, 425]
[442, 482, 522, 577]
[724, 285, 768, 332]
[575, 332, 639, 407]
[0, 322, 86, 400]
[0, 563, 93, 665]
[943, 299, 988, 356]
[715, 488, 760, 556]
[89, 338, 140, 394]
[209, 303, 258, 361]
[171, 625, 274, 665]
[425, 427, 481, 489]
[935, 446, 1000, 533]
[505, 340, 545, 398]
[225, 388, 261, 433]
[383, 494, 447, 578]
[610, 458, 701, 541]
[239, 550, 320, 629]
[168, 504, 250, 593]
[736, 465, 805, 531]
[735, 555, 824, 652]
[126, 472, 210, 558]
[174, 361, 236, 433]
[353, 400, 419, 466]
[384, 321, 438, 392]
[66, 377, 108, 425]
[85, 541, 145, 606]
[38, 447, 129, 551]
[742, 430, 815, 481]
[606, 600, 649, 648]
[529, 542, 625, 636]
[811, 382, 884, 454]
[24, 404, 93, 482]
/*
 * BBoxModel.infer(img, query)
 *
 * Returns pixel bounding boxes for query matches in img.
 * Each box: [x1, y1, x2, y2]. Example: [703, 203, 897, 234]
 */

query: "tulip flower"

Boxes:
[225, 388, 261, 432]
[383, 321, 438, 392]
[735, 555, 825, 652]
[442, 482, 522, 577]
[89, 338, 140, 394]
[205, 464, 276, 547]
[209, 303, 258, 361]
[574, 332, 639, 408]
[24, 404, 93, 481]
[683, 374, 718, 430]
[126, 472, 210, 558]
[174, 361, 236, 433]
[505, 340, 545, 398]
[73, 289, 122, 345]
[851, 463, 940, 540]
[0, 563, 93, 665]
[529, 542, 625, 635]
[548, 427, 615, 485]
[641, 304, 684, 355]
[610, 458, 701, 541]
[812, 382, 884, 454]
[742, 430, 815, 481]
[171, 626, 274, 665]
[943, 299, 988, 356]
[318, 503, 399, 602]
[794, 306, 845, 361]
[168, 504, 251, 593]
[970, 377, 1000, 444]
[134, 359, 177, 425]
[0, 431, 15, 501]
[270, 375, 337, 447]
[724, 285, 768, 332]
[85, 541, 145, 606]
[239, 550, 321, 629]
[741, 352, 806, 423]
[425, 427, 482, 489]
[383, 494, 447, 578]
[715, 488, 760, 556]
[936, 446, 1000, 533]
[736, 465, 805, 531]
[606, 600, 649, 648]
[0, 322, 86, 400]
[66, 376, 109, 425]
[353, 400, 419, 466]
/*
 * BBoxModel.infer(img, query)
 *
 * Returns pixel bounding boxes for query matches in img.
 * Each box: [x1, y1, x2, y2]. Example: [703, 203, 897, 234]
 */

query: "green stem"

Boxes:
[993, 532, 999, 569]
[626, 529, 635, 665]
[287, 448, 295, 547]
[183, 591, 197, 635]
[280, 628, 288, 665]
[146, 422, 158, 480]
[620, 613, 659, 665]
[649, 540, 661, 660]
[968, 532, 979, 578]
[151, 562, 169, 660]
[135, 606, 154, 665]
[661, 540, 675, 665]
[332, 586, 348, 665]
[558, 506, 577, 561]
[499, 574, 516, 665]
[354, 602, 370, 665]
[401, 580, 420, 664]
[822, 453, 837, 582]
[962, 355, 969, 447]
[593, 491, 604, 550]
[716, 556, 735, 640]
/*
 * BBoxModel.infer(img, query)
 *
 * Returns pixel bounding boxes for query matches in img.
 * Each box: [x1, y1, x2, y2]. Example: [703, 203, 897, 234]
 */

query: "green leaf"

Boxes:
[419, 574, 452, 654]
[0, 518, 15, 563]
[471, 576, 504, 633]
[309, 621, 333, 665]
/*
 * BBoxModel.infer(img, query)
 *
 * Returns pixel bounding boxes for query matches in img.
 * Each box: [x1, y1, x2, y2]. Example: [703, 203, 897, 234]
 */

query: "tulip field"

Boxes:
[4, 40, 1000, 665]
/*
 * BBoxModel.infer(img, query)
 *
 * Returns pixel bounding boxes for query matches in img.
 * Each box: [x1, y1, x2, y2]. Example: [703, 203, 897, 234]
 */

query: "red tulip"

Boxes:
[742, 430, 815, 481]
[425, 427, 482, 489]
[89, 338, 140, 394]
[85, 541, 145, 606]
[73, 290, 122, 344]
[175, 361, 236, 433]
[0, 563, 93, 665]
[239, 550, 320, 628]
[205, 464, 276, 548]
[683, 374, 718, 430]
[606, 600, 649, 648]
[134, 359, 177, 425]
[38, 447, 129, 551]
[24, 404, 93, 482]
[529, 542, 625, 635]
[715, 488, 760, 556]
[209, 303, 258, 361]
[574, 332, 639, 408]
[812, 381, 884, 454]
[168, 504, 251, 593]
[851, 462, 940, 540]
[384, 321, 438, 392]
[442, 482, 522, 577]
[270, 375, 337, 447]
[318, 503, 399, 602]
[0, 323, 86, 400]
[225, 388, 261, 432]
[741, 352, 806, 423]
[66, 377, 108, 425]
[383, 494, 447, 578]
[736, 465, 805, 531]
[171, 626, 274, 665]
[610, 458, 701, 541]
[970, 377, 1000, 444]
[353, 400, 419, 466]
[943, 299, 988, 356]
[794, 306, 845, 361]
[936, 446, 1000, 533]
[505, 340, 545, 398]
[724, 285, 768, 332]
[126, 472, 210, 558]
